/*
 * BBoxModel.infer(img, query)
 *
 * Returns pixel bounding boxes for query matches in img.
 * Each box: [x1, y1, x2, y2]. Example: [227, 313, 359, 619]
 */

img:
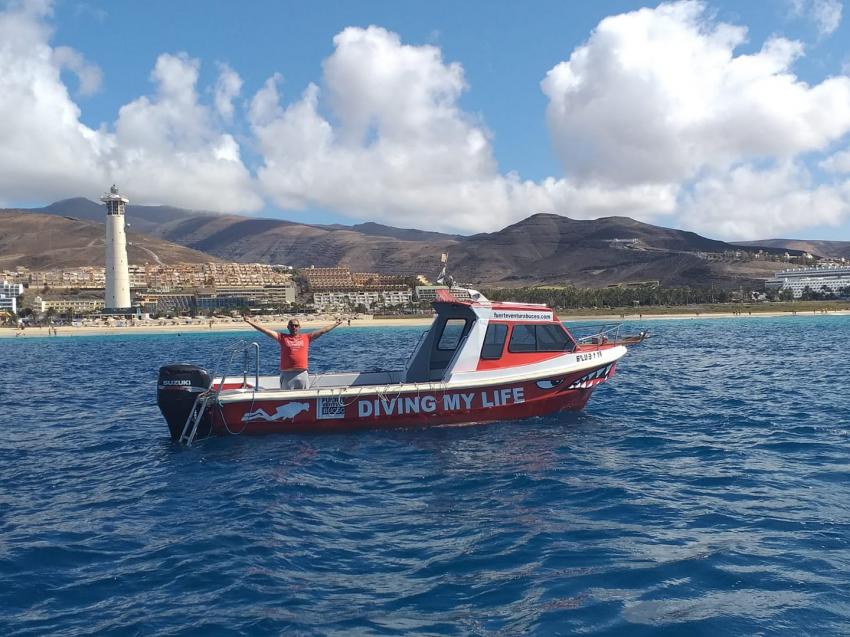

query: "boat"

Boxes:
[157, 288, 631, 443]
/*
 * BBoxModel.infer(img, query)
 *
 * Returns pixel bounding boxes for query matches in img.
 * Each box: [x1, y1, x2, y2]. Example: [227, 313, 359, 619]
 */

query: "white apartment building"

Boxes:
[0, 280, 24, 314]
[765, 265, 850, 298]
[33, 296, 105, 313]
[0, 294, 16, 314]
[415, 286, 472, 301]
[313, 289, 413, 311]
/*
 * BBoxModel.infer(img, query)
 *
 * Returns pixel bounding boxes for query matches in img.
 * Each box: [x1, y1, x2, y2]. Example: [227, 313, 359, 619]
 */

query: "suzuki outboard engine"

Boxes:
[157, 364, 212, 440]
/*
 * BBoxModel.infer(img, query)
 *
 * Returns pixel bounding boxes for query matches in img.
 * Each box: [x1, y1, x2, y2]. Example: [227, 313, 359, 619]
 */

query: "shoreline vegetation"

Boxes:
[2, 301, 849, 339]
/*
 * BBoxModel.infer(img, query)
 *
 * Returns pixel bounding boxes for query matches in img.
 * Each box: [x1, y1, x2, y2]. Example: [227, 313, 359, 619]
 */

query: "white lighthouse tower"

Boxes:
[101, 185, 131, 310]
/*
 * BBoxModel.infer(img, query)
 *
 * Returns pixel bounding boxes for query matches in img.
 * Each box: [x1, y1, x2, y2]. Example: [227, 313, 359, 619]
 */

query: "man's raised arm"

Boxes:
[243, 316, 279, 341]
[308, 318, 344, 341]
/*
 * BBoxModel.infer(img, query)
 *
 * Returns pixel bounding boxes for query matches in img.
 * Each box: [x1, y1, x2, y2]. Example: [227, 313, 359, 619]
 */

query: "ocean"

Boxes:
[1, 316, 849, 635]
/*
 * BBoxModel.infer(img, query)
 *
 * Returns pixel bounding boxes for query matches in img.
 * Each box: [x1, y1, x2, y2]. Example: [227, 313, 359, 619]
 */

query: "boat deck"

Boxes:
[220, 370, 405, 392]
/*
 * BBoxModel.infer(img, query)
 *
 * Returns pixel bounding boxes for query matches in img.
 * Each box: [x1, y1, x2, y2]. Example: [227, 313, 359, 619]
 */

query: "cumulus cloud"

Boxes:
[0, 0, 107, 202]
[3, 0, 850, 239]
[214, 62, 242, 121]
[789, 0, 843, 36]
[820, 148, 850, 173]
[681, 161, 850, 238]
[249, 25, 670, 232]
[542, 1, 850, 186]
[52, 45, 101, 95]
[0, 0, 261, 212]
[541, 0, 850, 237]
[110, 52, 260, 210]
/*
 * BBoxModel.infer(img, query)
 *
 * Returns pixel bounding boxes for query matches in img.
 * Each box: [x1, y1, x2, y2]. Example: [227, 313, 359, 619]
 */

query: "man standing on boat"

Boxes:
[243, 316, 343, 389]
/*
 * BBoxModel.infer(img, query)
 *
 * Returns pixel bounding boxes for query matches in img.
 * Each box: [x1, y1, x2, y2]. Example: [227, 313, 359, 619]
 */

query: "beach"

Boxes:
[3, 308, 849, 338]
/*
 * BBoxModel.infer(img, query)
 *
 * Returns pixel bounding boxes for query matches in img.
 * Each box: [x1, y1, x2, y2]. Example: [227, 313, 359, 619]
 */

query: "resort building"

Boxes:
[33, 296, 105, 314]
[0, 280, 24, 314]
[302, 266, 408, 291]
[312, 289, 413, 311]
[415, 285, 472, 301]
[765, 265, 850, 298]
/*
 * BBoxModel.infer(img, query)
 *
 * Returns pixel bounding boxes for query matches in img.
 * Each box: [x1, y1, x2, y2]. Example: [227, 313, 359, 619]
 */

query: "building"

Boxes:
[0, 280, 24, 314]
[101, 185, 131, 309]
[33, 296, 105, 314]
[312, 289, 413, 311]
[766, 265, 850, 298]
[303, 266, 407, 291]
[415, 285, 472, 302]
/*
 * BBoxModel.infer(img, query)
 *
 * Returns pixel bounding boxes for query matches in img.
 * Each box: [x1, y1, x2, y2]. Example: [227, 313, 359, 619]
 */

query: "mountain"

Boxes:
[0, 211, 219, 270]
[7, 199, 800, 288]
[733, 239, 850, 260]
[39, 198, 204, 235]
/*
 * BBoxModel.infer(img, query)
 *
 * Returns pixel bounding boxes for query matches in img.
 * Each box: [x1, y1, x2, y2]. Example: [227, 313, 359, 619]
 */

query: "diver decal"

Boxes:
[242, 402, 311, 422]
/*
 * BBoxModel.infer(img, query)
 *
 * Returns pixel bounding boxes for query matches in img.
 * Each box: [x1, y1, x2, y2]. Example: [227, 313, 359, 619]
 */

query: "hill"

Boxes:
[7, 200, 800, 288]
[0, 211, 219, 270]
[733, 239, 850, 260]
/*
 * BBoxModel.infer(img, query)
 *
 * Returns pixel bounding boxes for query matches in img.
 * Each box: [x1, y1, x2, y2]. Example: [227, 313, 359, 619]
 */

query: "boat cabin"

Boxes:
[403, 288, 576, 383]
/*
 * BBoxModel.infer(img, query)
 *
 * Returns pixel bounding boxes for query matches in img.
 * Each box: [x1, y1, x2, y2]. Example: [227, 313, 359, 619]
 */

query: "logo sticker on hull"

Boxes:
[318, 397, 346, 420]
[242, 402, 310, 422]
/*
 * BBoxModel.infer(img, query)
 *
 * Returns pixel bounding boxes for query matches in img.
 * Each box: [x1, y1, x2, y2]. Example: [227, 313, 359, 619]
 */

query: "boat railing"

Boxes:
[209, 339, 261, 395]
[568, 323, 624, 347]
[179, 340, 261, 446]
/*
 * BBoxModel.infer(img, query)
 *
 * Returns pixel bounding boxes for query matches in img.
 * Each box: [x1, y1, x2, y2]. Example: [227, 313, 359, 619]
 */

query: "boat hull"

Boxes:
[207, 362, 617, 436]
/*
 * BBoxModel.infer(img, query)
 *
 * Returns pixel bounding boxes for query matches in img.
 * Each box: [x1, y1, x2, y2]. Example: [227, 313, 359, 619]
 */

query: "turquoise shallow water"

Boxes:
[1, 317, 849, 635]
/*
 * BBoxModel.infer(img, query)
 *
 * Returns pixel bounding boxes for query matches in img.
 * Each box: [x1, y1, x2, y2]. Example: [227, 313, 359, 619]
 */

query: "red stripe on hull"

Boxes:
[207, 362, 615, 436]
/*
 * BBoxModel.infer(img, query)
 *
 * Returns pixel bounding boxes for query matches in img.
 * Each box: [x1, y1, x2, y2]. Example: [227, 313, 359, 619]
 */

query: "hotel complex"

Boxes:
[1, 280, 24, 314]
[765, 265, 850, 298]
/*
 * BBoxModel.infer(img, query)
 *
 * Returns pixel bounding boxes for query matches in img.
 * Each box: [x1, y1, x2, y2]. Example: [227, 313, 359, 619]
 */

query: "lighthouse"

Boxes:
[101, 185, 131, 310]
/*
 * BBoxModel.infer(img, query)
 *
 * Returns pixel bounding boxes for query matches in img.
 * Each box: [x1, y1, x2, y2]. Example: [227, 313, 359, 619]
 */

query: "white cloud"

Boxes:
[249, 25, 670, 232]
[820, 148, 850, 173]
[789, 0, 843, 37]
[3, 0, 850, 240]
[0, 1, 261, 212]
[213, 62, 242, 121]
[681, 161, 850, 238]
[812, 0, 843, 36]
[0, 0, 107, 201]
[541, 0, 850, 235]
[52, 45, 101, 96]
[542, 1, 850, 187]
[110, 52, 261, 211]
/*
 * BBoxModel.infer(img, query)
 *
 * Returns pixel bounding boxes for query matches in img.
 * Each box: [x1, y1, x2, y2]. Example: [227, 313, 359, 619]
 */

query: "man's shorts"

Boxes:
[280, 370, 309, 390]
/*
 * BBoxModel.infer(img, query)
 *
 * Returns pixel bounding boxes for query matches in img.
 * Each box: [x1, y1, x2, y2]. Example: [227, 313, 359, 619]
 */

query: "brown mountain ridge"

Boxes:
[5, 199, 803, 288]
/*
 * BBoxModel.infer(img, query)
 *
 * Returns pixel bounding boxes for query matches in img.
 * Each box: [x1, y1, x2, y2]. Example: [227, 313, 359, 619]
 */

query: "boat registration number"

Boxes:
[576, 350, 603, 363]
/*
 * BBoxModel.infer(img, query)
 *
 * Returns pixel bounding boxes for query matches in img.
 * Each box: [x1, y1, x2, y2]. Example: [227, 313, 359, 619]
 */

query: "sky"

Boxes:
[2, 0, 850, 241]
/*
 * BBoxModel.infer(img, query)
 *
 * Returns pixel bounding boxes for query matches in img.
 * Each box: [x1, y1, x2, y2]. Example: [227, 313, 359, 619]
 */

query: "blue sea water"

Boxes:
[1, 316, 849, 636]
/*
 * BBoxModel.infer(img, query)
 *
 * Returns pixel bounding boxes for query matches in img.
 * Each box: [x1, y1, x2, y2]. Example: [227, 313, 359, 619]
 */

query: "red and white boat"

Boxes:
[157, 289, 630, 443]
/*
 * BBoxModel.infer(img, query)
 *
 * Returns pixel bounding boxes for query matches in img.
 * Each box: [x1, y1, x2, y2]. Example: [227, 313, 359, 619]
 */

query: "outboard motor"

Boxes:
[157, 364, 212, 440]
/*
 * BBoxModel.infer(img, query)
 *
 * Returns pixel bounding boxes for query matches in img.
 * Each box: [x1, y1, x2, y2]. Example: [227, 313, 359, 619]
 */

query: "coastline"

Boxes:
[2, 309, 848, 339]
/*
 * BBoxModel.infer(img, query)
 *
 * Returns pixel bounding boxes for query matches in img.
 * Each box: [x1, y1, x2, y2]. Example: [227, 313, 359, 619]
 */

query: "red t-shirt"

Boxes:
[278, 333, 311, 370]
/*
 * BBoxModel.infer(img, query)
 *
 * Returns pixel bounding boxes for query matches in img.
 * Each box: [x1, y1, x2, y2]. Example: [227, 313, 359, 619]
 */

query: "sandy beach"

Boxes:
[2, 309, 848, 338]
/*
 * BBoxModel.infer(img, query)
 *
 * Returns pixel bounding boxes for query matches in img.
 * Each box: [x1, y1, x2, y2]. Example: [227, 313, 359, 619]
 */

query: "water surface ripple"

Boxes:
[2, 317, 849, 635]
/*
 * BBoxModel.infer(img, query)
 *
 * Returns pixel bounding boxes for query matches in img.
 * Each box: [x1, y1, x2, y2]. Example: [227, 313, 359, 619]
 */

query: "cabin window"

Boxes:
[437, 319, 468, 350]
[508, 324, 537, 353]
[508, 323, 575, 353]
[480, 323, 508, 359]
[536, 324, 574, 352]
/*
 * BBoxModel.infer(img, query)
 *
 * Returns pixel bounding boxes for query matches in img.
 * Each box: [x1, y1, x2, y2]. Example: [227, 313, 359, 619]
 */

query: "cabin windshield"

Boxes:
[437, 319, 468, 350]
[404, 304, 477, 382]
